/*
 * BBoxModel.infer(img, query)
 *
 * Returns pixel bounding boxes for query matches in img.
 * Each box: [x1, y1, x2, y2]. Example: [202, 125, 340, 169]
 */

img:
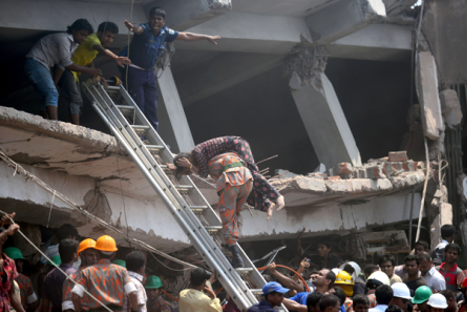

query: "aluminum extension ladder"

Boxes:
[82, 79, 282, 312]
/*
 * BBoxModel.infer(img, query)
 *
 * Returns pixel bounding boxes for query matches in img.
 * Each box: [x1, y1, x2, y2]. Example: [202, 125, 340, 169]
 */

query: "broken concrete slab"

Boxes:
[440, 89, 463, 129]
[388, 151, 408, 162]
[417, 51, 444, 140]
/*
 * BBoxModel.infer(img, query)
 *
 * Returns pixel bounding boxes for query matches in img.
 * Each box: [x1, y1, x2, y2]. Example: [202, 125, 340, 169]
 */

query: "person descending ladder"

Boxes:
[81, 78, 287, 312]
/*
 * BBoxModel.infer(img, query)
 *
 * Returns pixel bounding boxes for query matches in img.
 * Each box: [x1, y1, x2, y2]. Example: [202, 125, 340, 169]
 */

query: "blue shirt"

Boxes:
[289, 292, 311, 305]
[126, 24, 178, 70]
[248, 300, 279, 312]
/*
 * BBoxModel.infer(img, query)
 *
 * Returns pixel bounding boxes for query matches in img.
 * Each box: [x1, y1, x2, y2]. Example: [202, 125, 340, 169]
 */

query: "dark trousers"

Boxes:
[123, 66, 159, 131]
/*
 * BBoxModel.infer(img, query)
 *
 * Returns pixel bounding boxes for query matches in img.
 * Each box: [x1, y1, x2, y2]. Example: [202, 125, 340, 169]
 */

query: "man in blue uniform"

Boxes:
[123, 7, 220, 131]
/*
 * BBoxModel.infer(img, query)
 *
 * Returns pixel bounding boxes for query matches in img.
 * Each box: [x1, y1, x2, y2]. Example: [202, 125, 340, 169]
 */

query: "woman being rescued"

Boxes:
[168, 136, 285, 268]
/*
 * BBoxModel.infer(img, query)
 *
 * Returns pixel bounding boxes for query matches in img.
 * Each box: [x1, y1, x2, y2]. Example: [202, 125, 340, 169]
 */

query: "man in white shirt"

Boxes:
[419, 252, 446, 292]
[369, 285, 394, 312]
[124, 251, 147, 312]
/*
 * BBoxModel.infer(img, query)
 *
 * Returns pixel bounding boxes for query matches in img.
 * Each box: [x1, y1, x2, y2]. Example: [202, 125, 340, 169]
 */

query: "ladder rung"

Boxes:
[205, 225, 223, 233]
[146, 145, 165, 153]
[175, 185, 193, 191]
[235, 268, 254, 274]
[116, 105, 134, 111]
[190, 205, 209, 213]
[131, 125, 150, 132]
[105, 86, 121, 91]
[250, 289, 263, 295]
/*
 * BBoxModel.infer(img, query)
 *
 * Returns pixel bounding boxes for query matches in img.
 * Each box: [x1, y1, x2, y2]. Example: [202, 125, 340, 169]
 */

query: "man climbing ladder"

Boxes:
[170, 136, 285, 268]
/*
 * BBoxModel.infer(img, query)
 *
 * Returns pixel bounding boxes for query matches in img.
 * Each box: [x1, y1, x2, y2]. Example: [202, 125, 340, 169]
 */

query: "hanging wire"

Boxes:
[125, 0, 136, 90]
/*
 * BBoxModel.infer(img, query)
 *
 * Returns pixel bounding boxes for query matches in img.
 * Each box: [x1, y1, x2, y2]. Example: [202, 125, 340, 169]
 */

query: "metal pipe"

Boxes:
[409, 186, 416, 250]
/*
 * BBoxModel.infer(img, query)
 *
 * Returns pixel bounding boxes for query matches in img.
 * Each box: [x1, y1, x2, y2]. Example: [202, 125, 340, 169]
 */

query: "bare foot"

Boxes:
[276, 195, 285, 211]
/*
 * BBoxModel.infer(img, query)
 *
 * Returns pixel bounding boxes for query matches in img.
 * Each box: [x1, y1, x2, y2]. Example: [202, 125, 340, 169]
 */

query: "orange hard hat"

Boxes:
[77, 238, 97, 256]
[95, 235, 118, 252]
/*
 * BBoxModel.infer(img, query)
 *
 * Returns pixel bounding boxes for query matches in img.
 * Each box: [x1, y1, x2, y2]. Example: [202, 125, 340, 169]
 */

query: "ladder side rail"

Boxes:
[91, 101, 255, 310]
[87, 86, 259, 308]
[98, 84, 222, 227]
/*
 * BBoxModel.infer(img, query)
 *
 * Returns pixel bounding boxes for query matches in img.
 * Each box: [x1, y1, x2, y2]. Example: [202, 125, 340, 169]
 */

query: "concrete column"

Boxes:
[288, 46, 361, 168]
[156, 66, 195, 153]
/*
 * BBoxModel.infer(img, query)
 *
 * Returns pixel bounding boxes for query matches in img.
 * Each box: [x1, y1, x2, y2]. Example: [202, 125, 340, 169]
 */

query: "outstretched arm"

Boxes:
[267, 263, 304, 293]
[124, 20, 144, 35]
[92, 44, 131, 68]
[176, 32, 220, 45]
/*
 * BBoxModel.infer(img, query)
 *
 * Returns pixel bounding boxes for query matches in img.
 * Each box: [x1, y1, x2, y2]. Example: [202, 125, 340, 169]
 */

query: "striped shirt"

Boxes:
[438, 263, 462, 292]
[71, 259, 137, 310]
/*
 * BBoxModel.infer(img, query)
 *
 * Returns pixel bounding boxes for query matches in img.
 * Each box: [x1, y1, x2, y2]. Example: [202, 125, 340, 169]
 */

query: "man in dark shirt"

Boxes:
[402, 255, 427, 296]
[248, 282, 290, 312]
[42, 239, 78, 312]
[122, 7, 220, 132]
[310, 240, 343, 270]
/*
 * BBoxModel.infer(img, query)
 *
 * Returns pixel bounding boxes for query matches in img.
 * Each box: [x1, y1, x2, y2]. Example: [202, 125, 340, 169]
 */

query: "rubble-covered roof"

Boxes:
[270, 151, 426, 207]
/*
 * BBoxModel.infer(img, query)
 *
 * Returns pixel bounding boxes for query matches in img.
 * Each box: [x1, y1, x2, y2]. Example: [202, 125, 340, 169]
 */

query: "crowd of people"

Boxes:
[0, 210, 464, 312]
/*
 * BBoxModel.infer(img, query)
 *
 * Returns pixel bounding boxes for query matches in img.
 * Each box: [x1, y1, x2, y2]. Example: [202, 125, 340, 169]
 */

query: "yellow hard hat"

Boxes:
[335, 271, 354, 286]
[95, 235, 118, 252]
[78, 238, 97, 256]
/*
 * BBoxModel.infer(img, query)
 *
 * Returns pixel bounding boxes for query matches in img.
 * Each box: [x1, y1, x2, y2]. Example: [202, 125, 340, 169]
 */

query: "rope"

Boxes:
[0, 210, 114, 312]
[0, 150, 197, 270]
[125, 0, 135, 90]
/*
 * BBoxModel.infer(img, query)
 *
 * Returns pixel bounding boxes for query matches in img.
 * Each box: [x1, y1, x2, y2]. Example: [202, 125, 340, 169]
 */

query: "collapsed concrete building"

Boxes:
[0, 0, 466, 295]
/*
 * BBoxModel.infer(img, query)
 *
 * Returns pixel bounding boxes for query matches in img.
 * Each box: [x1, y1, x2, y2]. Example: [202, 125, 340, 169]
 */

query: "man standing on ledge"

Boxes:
[123, 7, 220, 131]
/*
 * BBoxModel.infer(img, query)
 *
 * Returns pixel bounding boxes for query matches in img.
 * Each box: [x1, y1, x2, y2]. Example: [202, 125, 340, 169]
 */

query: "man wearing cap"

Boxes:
[145, 276, 172, 312]
[43, 238, 79, 312]
[179, 267, 221, 312]
[71, 235, 139, 312]
[369, 285, 393, 312]
[432, 225, 456, 264]
[426, 294, 448, 312]
[248, 282, 290, 312]
[412, 286, 432, 312]
[391, 283, 412, 312]
[62, 238, 98, 312]
[4, 247, 38, 311]
[366, 272, 390, 309]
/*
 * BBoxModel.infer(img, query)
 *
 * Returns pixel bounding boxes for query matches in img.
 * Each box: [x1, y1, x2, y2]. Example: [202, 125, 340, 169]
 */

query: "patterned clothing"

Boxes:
[16, 273, 37, 309]
[123, 272, 146, 312]
[438, 262, 462, 292]
[366, 290, 377, 308]
[147, 296, 172, 312]
[72, 259, 137, 310]
[191, 136, 280, 212]
[62, 270, 88, 311]
[0, 253, 19, 312]
[208, 153, 253, 192]
[344, 297, 353, 312]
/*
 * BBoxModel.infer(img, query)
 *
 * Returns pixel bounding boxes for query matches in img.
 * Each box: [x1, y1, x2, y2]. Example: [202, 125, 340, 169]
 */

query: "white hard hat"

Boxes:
[367, 271, 390, 286]
[339, 261, 361, 281]
[391, 283, 412, 300]
[427, 294, 448, 309]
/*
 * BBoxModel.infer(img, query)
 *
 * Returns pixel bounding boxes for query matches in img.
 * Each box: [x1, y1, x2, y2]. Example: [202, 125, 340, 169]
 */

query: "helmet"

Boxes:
[145, 276, 163, 289]
[112, 259, 126, 268]
[4, 247, 26, 260]
[427, 294, 448, 309]
[460, 274, 467, 289]
[335, 271, 354, 285]
[412, 286, 433, 304]
[48, 255, 61, 266]
[366, 271, 390, 286]
[95, 235, 118, 252]
[391, 283, 412, 300]
[78, 238, 97, 256]
[339, 261, 361, 282]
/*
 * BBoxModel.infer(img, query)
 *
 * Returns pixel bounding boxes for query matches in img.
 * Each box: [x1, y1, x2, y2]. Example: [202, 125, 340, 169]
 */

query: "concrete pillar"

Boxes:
[305, 0, 386, 45]
[156, 66, 195, 153]
[417, 51, 444, 140]
[289, 68, 362, 169]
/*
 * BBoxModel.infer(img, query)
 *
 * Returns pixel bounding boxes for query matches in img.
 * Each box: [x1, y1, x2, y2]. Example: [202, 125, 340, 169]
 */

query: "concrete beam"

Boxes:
[156, 66, 195, 153]
[289, 72, 362, 168]
[0, 0, 146, 36]
[174, 52, 283, 106]
[306, 0, 386, 45]
[144, 0, 232, 31]
[417, 51, 444, 140]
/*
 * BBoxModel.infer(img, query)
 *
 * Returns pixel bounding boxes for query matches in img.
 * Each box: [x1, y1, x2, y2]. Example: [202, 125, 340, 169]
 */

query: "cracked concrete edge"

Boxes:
[207, 0, 232, 11]
[270, 170, 425, 195]
[0, 107, 122, 153]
